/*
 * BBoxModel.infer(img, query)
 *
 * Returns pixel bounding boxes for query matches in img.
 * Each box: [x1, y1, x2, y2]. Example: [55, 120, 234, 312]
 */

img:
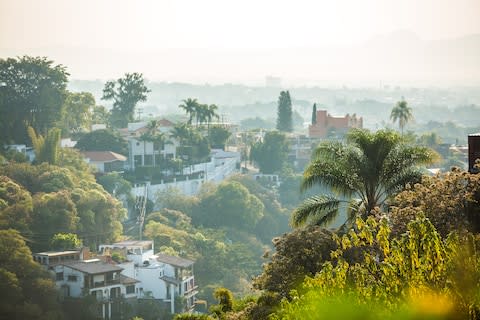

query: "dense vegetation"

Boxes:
[1, 55, 480, 320]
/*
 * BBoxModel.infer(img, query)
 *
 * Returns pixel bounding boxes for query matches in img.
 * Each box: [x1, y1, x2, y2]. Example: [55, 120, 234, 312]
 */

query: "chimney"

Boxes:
[80, 247, 91, 260]
[468, 133, 480, 173]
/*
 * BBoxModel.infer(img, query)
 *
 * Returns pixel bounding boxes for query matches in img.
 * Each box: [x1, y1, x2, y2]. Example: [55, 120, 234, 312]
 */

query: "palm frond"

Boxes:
[383, 168, 422, 196]
[301, 161, 357, 195]
[291, 195, 341, 227]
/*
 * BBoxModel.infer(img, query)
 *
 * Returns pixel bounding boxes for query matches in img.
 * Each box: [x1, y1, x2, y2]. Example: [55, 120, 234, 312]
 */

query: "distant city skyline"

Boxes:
[1, 0, 480, 86]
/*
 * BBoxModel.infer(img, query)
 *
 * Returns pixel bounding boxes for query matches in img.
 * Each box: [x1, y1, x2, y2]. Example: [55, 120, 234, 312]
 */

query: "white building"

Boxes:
[99, 241, 198, 314]
[53, 259, 139, 319]
[82, 151, 127, 173]
[123, 119, 178, 170]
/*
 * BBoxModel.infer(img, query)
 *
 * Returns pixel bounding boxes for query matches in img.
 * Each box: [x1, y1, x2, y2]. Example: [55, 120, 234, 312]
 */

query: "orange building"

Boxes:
[308, 110, 363, 138]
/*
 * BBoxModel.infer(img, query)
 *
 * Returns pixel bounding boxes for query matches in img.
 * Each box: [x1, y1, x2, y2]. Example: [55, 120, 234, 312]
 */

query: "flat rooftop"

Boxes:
[34, 251, 80, 257]
[155, 253, 194, 268]
[103, 240, 153, 249]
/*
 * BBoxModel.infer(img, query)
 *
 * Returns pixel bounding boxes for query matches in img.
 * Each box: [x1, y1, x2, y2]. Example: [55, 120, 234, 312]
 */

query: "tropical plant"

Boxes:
[272, 216, 480, 320]
[292, 129, 435, 228]
[179, 98, 199, 125]
[28, 127, 61, 165]
[390, 98, 413, 135]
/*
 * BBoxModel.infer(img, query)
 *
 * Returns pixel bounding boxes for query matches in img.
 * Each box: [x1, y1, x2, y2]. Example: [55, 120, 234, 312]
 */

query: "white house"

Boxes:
[124, 119, 178, 170]
[82, 151, 127, 173]
[53, 259, 139, 319]
[99, 240, 198, 314]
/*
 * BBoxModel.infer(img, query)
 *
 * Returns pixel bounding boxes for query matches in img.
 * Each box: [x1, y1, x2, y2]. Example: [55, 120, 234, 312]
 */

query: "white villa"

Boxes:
[99, 240, 198, 314]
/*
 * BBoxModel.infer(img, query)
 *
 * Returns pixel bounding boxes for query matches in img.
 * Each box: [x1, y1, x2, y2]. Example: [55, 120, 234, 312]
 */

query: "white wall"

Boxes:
[135, 263, 168, 299]
[54, 265, 85, 298]
[132, 156, 240, 198]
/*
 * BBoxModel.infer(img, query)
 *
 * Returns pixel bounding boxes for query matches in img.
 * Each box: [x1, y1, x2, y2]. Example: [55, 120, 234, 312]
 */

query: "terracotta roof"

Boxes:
[61, 260, 123, 274]
[157, 118, 174, 127]
[82, 151, 127, 162]
[155, 253, 194, 268]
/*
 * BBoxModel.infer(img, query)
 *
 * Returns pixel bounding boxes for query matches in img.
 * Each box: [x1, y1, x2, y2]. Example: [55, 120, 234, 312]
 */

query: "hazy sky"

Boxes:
[1, 0, 479, 85]
[2, 0, 479, 49]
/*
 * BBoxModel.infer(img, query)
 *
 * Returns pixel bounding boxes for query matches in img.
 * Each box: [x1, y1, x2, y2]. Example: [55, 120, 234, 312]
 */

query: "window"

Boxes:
[126, 285, 135, 294]
[56, 272, 64, 281]
[67, 275, 77, 282]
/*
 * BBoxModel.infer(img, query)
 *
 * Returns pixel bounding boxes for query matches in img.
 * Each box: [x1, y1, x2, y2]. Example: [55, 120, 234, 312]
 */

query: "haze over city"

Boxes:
[1, 0, 480, 86]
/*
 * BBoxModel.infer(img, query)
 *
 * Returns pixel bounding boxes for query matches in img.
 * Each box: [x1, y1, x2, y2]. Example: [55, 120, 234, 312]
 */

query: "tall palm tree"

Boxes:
[292, 129, 436, 229]
[390, 98, 413, 135]
[205, 104, 219, 136]
[146, 120, 166, 167]
[195, 104, 208, 126]
[138, 131, 152, 166]
[179, 98, 199, 125]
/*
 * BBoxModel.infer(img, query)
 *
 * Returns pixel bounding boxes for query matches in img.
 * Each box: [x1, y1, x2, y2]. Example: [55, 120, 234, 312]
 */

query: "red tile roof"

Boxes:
[82, 151, 127, 162]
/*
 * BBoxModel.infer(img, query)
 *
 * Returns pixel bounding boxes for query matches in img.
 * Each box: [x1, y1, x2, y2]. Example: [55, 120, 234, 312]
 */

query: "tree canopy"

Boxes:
[193, 181, 264, 230]
[250, 131, 289, 174]
[0, 229, 64, 319]
[292, 129, 436, 228]
[59, 91, 95, 135]
[0, 56, 69, 146]
[276, 91, 293, 132]
[102, 72, 150, 128]
[75, 129, 128, 155]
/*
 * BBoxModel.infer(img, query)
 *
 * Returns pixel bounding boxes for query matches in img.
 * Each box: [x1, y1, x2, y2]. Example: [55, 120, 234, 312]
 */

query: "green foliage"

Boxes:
[28, 126, 62, 165]
[97, 172, 132, 200]
[272, 216, 480, 319]
[209, 125, 231, 149]
[178, 98, 219, 126]
[311, 103, 317, 125]
[172, 124, 211, 163]
[0, 175, 33, 234]
[75, 129, 128, 155]
[155, 187, 199, 216]
[193, 181, 264, 230]
[0, 56, 68, 146]
[292, 129, 436, 228]
[228, 174, 290, 243]
[253, 226, 336, 298]
[0, 161, 125, 251]
[50, 232, 82, 250]
[60, 91, 95, 135]
[240, 117, 275, 130]
[102, 72, 150, 128]
[276, 91, 293, 132]
[211, 287, 234, 315]
[390, 168, 480, 237]
[0, 229, 64, 319]
[174, 314, 213, 320]
[250, 131, 289, 174]
[136, 299, 170, 320]
[391, 98, 414, 134]
[91, 105, 109, 125]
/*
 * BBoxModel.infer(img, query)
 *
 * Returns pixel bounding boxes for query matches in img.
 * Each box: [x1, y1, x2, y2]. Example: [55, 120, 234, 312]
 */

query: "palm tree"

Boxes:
[138, 131, 152, 166]
[146, 120, 165, 167]
[195, 104, 208, 126]
[205, 104, 219, 136]
[179, 98, 199, 125]
[390, 98, 413, 135]
[292, 129, 436, 229]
